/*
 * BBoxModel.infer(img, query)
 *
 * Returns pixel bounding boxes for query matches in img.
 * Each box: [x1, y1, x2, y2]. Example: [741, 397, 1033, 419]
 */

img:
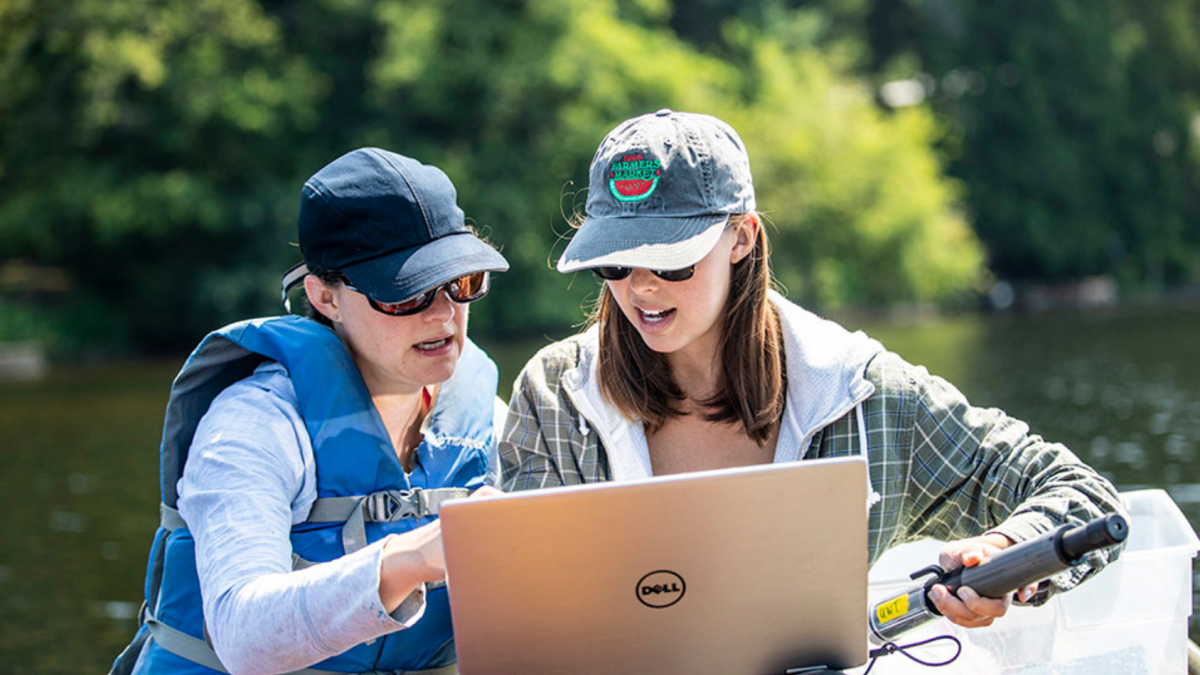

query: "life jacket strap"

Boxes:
[306, 488, 470, 554]
[143, 605, 227, 672]
[144, 604, 460, 675]
[161, 504, 187, 532]
[160, 487, 469, 555]
[308, 487, 470, 523]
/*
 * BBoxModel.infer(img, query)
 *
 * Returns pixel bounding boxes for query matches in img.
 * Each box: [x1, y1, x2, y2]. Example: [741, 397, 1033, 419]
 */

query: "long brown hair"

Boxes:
[589, 213, 785, 445]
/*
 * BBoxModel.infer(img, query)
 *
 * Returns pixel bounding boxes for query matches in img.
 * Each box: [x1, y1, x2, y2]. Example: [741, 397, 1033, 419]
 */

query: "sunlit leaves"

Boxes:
[721, 42, 981, 308]
[1, 0, 984, 352]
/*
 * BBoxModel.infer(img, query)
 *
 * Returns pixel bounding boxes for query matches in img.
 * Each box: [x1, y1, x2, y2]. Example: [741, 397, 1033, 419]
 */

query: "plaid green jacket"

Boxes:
[499, 326, 1125, 593]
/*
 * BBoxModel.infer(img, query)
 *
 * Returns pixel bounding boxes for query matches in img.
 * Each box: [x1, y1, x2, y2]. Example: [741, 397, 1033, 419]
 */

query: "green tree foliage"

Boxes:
[856, 0, 1200, 287]
[715, 20, 981, 307]
[0, 0, 980, 353]
[345, 0, 980, 318]
[0, 0, 327, 351]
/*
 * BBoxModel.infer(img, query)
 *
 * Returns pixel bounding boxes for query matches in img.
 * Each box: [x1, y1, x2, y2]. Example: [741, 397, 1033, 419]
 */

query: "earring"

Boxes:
[333, 314, 340, 321]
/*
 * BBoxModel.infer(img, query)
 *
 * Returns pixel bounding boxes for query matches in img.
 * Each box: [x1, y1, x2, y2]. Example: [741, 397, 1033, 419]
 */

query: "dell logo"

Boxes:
[636, 570, 686, 608]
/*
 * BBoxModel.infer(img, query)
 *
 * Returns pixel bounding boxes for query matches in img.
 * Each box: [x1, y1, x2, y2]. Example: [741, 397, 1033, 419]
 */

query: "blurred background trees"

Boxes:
[1, 0, 1197, 355]
[856, 0, 1200, 289]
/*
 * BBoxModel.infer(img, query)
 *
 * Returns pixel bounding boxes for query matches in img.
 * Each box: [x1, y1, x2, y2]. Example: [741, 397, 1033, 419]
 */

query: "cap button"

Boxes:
[655, 108, 673, 117]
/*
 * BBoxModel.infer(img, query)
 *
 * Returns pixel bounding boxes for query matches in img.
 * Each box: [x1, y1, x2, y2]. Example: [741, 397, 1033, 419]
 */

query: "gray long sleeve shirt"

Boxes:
[178, 362, 424, 675]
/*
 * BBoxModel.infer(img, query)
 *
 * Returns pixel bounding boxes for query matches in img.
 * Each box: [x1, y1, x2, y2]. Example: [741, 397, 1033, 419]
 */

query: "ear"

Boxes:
[729, 213, 760, 264]
[303, 275, 341, 323]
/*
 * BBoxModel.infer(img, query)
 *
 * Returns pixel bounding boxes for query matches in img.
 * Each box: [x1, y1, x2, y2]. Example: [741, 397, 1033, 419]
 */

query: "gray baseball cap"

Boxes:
[557, 109, 756, 274]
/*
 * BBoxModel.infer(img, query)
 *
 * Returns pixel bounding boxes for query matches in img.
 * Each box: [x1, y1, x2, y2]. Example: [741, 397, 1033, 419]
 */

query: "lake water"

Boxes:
[1, 305, 1197, 673]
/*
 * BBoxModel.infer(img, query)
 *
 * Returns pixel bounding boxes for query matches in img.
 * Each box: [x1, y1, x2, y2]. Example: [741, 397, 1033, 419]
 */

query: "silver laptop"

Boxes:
[439, 456, 869, 675]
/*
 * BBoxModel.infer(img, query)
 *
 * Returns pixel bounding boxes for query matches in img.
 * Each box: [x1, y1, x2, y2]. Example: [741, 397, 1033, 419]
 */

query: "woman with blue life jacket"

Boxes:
[111, 148, 509, 675]
[500, 110, 1125, 631]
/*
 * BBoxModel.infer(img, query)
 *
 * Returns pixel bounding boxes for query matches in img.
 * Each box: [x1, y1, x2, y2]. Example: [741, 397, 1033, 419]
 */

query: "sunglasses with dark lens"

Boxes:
[591, 265, 696, 282]
[343, 271, 491, 316]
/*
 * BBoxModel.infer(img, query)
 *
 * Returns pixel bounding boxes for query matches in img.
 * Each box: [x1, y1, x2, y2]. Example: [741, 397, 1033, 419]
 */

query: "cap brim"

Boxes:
[341, 232, 509, 303]
[556, 214, 729, 274]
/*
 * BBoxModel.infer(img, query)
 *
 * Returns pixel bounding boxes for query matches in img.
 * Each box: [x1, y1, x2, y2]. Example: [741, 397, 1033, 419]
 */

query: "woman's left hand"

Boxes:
[929, 533, 1038, 628]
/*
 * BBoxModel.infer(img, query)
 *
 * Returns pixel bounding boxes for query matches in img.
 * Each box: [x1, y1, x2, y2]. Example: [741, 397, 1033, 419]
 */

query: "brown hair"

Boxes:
[588, 213, 786, 445]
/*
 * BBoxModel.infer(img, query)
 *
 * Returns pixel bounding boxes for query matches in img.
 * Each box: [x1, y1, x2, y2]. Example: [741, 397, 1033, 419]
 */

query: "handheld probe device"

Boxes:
[869, 513, 1129, 645]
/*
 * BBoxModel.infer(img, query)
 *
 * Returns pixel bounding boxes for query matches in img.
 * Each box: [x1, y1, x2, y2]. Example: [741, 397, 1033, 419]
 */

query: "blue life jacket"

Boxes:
[110, 316, 497, 675]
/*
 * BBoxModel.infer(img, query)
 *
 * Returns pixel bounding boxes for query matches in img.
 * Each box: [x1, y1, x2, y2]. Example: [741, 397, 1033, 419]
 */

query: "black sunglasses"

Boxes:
[591, 265, 696, 282]
[343, 271, 491, 316]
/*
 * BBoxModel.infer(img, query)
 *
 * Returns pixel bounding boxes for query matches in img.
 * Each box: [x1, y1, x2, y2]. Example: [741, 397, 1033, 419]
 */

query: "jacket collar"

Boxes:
[770, 290, 883, 454]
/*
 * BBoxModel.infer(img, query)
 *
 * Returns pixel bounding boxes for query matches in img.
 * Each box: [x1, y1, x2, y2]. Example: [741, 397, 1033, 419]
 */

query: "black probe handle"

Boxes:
[1060, 512, 1130, 560]
[940, 514, 1128, 599]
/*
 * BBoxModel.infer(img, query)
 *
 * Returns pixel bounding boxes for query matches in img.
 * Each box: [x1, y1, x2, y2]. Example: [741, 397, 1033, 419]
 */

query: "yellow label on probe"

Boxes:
[876, 594, 909, 624]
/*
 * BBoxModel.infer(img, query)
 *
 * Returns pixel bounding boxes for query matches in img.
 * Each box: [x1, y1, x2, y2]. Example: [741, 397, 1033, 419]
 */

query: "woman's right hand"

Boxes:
[378, 485, 504, 612]
[379, 520, 447, 612]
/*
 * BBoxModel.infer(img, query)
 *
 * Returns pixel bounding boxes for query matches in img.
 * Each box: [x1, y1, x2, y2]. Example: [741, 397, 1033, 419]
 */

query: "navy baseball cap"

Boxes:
[282, 147, 508, 305]
[557, 109, 756, 274]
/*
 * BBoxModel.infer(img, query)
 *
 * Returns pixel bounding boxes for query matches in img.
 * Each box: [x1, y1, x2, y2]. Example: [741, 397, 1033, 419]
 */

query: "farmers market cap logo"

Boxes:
[609, 152, 662, 202]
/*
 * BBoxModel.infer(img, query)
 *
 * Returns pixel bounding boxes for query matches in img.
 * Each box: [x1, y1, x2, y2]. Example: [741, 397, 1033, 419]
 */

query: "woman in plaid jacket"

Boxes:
[499, 110, 1124, 630]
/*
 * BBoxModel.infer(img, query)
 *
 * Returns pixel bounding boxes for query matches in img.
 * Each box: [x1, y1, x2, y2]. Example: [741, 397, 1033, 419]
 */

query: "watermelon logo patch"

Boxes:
[609, 152, 662, 202]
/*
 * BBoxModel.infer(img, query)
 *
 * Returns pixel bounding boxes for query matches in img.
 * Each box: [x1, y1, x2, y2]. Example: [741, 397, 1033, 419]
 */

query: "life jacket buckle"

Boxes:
[367, 489, 422, 522]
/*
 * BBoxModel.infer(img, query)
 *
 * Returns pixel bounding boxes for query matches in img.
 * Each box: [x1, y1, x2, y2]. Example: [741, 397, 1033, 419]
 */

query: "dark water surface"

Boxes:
[1, 306, 1197, 673]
